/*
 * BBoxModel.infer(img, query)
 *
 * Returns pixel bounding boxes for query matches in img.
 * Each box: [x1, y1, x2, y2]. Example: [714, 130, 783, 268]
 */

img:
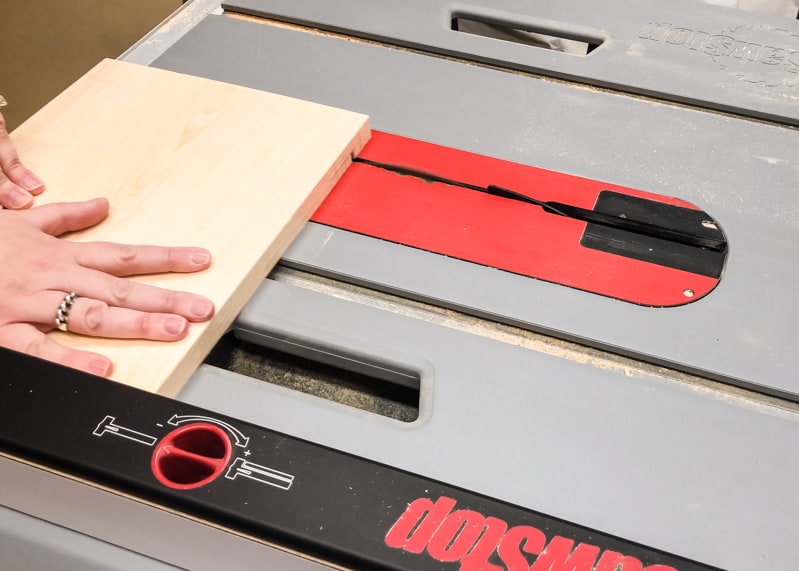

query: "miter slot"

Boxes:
[205, 333, 420, 423]
[450, 14, 603, 56]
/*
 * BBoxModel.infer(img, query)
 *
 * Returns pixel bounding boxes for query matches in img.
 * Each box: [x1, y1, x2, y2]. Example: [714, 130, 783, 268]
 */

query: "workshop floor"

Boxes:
[0, 0, 182, 131]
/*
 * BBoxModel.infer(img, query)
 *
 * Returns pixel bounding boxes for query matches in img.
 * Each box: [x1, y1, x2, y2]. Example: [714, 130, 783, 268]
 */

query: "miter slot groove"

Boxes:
[272, 268, 799, 417]
[205, 333, 420, 423]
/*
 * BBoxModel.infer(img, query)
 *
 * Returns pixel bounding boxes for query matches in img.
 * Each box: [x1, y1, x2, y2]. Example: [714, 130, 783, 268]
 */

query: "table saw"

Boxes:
[2, 1, 798, 569]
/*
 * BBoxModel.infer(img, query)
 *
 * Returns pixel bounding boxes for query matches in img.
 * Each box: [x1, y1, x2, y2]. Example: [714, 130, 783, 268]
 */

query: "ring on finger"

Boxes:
[55, 292, 79, 332]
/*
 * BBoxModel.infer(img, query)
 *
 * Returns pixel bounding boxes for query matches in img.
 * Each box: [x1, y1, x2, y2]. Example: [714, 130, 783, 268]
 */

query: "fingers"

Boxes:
[19, 202, 212, 276]
[67, 270, 215, 322]
[61, 297, 192, 341]
[0, 112, 45, 209]
[0, 323, 112, 377]
[68, 241, 214, 322]
[74, 242, 212, 276]
[17, 197, 109, 235]
[26, 290, 209, 341]
[0, 175, 35, 209]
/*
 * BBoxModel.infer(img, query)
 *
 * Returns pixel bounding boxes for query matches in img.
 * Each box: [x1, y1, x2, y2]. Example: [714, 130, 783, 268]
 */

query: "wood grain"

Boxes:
[11, 58, 370, 396]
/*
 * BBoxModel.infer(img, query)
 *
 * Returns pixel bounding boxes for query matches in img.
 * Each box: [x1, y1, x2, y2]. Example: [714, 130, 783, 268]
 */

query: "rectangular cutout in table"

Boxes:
[11, 58, 370, 396]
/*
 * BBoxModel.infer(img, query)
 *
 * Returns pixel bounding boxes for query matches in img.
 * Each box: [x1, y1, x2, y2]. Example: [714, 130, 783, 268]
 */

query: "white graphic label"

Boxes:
[93, 415, 157, 446]
[168, 414, 250, 448]
[225, 457, 295, 490]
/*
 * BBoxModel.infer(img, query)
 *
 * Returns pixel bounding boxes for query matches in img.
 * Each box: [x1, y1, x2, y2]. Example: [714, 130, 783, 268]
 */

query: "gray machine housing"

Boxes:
[2, 1, 798, 570]
[158, 3, 799, 401]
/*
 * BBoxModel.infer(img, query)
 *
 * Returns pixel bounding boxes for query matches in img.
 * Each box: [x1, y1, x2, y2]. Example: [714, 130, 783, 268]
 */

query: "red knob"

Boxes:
[151, 423, 233, 489]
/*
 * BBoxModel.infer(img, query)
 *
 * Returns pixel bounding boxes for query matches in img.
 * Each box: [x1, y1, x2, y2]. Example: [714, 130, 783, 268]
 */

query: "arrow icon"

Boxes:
[167, 414, 249, 448]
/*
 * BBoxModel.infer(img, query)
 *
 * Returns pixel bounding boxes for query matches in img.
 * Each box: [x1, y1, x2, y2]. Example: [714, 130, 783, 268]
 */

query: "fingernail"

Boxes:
[20, 174, 44, 192]
[165, 316, 187, 335]
[88, 358, 111, 376]
[190, 298, 214, 319]
[190, 250, 210, 265]
[9, 188, 32, 208]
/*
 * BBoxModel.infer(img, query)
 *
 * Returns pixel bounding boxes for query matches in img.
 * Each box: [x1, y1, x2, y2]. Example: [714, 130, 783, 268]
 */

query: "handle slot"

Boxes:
[451, 12, 603, 55]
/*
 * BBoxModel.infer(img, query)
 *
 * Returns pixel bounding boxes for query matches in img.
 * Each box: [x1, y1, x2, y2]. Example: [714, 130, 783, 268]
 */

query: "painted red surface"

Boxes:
[312, 131, 719, 306]
[384, 496, 679, 570]
[151, 423, 232, 490]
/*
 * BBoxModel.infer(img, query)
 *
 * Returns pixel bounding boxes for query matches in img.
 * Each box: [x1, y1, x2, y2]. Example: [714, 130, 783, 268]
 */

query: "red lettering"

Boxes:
[427, 509, 488, 562]
[384, 496, 456, 553]
[595, 550, 643, 571]
[459, 516, 508, 571]
[497, 525, 547, 571]
[386, 497, 682, 571]
[529, 537, 600, 571]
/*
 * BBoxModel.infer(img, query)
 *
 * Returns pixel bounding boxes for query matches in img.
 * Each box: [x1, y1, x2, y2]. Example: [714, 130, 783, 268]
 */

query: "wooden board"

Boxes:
[11, 58, 370, 396]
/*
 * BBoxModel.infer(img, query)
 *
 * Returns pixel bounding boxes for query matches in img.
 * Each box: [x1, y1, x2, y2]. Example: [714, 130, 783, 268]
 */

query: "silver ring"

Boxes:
[55, 292, 78, 332]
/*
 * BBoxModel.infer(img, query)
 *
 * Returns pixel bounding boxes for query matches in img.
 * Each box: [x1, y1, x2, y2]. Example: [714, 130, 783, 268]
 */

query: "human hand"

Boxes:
[0, 110, 45, 209]
[0, 197, 215, 377]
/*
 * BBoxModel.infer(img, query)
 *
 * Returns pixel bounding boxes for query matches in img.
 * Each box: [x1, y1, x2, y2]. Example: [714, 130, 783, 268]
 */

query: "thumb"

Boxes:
[18, 197, 109, 236]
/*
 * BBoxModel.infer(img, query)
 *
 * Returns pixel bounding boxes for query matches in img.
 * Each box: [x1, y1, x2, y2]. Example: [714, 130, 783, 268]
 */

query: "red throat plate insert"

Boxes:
[312, 131, 727, 307]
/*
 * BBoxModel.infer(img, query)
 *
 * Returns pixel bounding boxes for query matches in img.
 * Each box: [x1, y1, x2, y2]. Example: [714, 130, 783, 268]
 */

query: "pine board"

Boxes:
[11, 58, 370, 396]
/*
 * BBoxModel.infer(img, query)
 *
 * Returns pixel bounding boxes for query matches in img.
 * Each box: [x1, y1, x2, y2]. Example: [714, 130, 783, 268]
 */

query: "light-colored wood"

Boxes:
[11, 58, 370, 396]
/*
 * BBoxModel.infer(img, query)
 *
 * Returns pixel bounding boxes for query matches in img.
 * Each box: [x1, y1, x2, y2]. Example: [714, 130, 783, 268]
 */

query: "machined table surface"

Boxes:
[226, 0, 799, 125]
[5, 2, 798, 570]
[154, 5, 798, 570]
[153, 10, 799, 399]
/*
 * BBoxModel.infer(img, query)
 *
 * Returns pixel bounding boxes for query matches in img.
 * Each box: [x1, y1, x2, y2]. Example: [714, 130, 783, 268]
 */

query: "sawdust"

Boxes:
[273, 268, 799, 421]
[205, 332, 419, 423]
